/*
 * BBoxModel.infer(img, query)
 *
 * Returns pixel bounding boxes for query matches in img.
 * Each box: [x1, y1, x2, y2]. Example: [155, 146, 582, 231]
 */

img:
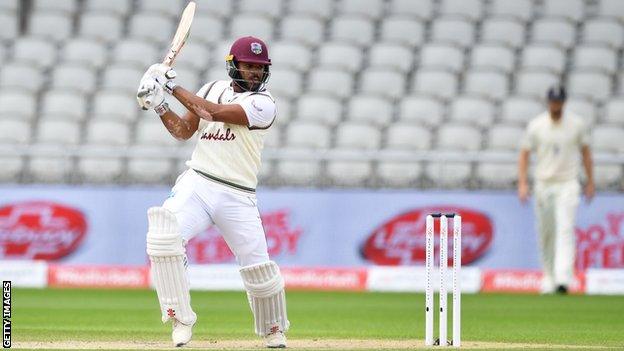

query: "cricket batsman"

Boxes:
[518, 85, 595, 294]
[135, 36, 289, 348]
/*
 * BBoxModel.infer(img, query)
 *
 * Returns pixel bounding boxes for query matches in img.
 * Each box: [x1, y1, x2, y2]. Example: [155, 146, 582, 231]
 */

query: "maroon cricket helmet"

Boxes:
[226, 36, 271, 91]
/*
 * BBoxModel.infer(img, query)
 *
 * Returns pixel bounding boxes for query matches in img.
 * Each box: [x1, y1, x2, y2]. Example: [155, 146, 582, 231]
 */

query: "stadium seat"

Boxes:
[412, 69, 458, 100]
[79, 12, 124, 43]
[276, 158, 323, 186]
[240, 0, 283, 18]
[604, 98, 624, 124]
[567, 71, 612, 101]
[437, 124, 482, 151]
[137, 0, 185, 17]
[271, 41, 312, 72]
[489, 0, 533, 22]
[330, 15, 375, 47]
[127, 157, 173, 183]
[463, 70, 509, 101]
[41, 90, 87, 121]
[268, 68, 302, 99]
[398, 95, 444, 127]
[476, 163, 517, 188]
[335, 123, 382, 150]
[531, 18, 576, 48]
[297, 95, 342, 126]
[360, 69, 406, 100]
[84, 0, 132, 16]
[196, 0, 233, 18]
[0, 156, 24, 182]
[280, 15, 324, 46]
[230, 13, 274, 41]
[431, 17, 475, 48]
[13, 36, 56, 68]
[205, 67, 227, 83]
[173, 42, 210, 71]
[0, 90, 36, 119]
[515, 69, 560, 99]
[368, 43, 413, 73]
[0, 12, 17, 40]
[385, 123, 432, 150]
[565, 98, 597, 125]
[136, 119, 178, 147]
[101, 65, 145, 94]
[308, 68, 354, 98]
[30, 155, 74, 183]
[0, 63, 43, 92]
[470, 44, 515, 73]
[377, 162, 422, 187]
[288, 0, 332, 19]
[346, 95, 393, 127]
[597, 0, 624, 21]
[419, 44, 464, 73]
[264, 125, 281, 148]
[78, 157, 125, 183]
[0, 119, 30, 144]
[285, 122, 331, 149]
[388, 0, 433, 20]
[326, 159, 373, 186]
[28, 11, 73, 41]
[51, 64, 97, 93]
[487, 124, 524, 150]
[501, 96, 544, 125]
[582, 18, 623, 48]
[425, 161, 473, 188]
[439, 0, 483, 21]
[175, 67, 201, 92]
[543, 0, 585, 22]
[92, 91, 138, 123]
[572, 45, 618, 74]
[592, 126, 624, 185]
[37, 120, 81, 145]
[317, 42, 363, 72]
[380, 16, 425, 47]
[521, 45, 566, 73]
[339, 0, 383, 19]
[593, 165, 623, 189]
[62, 39, 107, 68]
[273, 98, 292, 124]
[112, 39, 158, 67]
[86, 120, 131, 146]
[449, 96, 495, 127]
[0, 0, 18, 13]
[191, 14, 225, 44]
[129, 12, 175, 44]
[481, 18, 525, 48]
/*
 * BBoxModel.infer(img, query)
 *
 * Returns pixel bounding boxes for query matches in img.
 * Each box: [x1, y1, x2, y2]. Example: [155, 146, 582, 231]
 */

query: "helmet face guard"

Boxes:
[226, 36, 272, 92]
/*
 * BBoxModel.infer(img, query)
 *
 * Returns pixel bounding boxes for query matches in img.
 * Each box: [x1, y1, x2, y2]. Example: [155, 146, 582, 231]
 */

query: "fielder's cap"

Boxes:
[547, 85, 567, 101]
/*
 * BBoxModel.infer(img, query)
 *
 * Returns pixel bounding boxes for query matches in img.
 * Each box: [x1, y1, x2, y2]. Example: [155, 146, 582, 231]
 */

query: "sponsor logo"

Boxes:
[0, 201, 87, 260]
[201, 128, 236, 141]
[281, 267, 367, 291]
[48, 265, 149, 288]
[360, 206, 493, 266]
[576, 211, 624, 269]
[481, 270, 585, 294]
[186, 210, 302, 264]
[250, 42, 262, 55]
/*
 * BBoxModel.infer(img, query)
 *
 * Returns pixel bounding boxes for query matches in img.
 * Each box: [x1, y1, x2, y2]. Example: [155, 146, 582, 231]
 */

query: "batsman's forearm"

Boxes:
[159, 110, 195, 141]
[172, 86, 216, 121]
[518, 150, 529, 184]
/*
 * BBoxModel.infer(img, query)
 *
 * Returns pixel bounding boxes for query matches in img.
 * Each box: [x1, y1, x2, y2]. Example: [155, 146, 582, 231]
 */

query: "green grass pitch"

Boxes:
[10, 288, 624, 350]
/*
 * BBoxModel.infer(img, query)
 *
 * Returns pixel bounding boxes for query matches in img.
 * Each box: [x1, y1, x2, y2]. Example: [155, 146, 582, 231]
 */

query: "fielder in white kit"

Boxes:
[518, 85, 595, 294]
[135, 36, 289, 348]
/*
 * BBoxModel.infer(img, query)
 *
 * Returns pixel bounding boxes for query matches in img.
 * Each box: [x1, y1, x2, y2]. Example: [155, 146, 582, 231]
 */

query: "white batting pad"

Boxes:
[147, 207, 196, 325]
[240, 261, 290, 336]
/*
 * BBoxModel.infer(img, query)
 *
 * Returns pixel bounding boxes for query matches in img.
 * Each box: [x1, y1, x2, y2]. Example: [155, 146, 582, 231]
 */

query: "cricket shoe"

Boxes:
[172, 319, 193, 347]
[265, 326, 286, 348]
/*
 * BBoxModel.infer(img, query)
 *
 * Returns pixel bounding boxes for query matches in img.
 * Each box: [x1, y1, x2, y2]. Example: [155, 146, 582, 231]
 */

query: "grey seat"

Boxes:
[463, 70, 509, 101]
[0, 119, 30, 144]
[317, 42, 363, 72]
[419, 44, 464, 73]
[470, 44, 515, 73]
[112, 39, 159, 67]
[0, 12, 17, 40]
[230, 13, 274, 41]
[369, 43, 413, 73]
[604, 98, 624, 124]
[412, 69, 458, 100]
[398, 95, 444, 127]
[84, 0, 132, 16]
[51, 64, 97, 93]
[297, 94, 342, 126]
[268, 68, 302, 99]
[191, 14, 225, 44]
[487, 124, 524, 150]
[308, 68, 354, 98]
[597, 0, 624, 21]
[449, 96, 495, 127]
[568, 70, 612, 101]
[582, 18, 623, 48]
[515, 69, 560, 98]
[37, 120, 81, 145]
[13, 36, 56, 68]
[196, 0, 233, 18]
[28, 11, 72, 41]
[564, 98, 597, 125]
[380, 16, 425, 47]
[340, 0, 383, 20]
[271, 41, 312, 72]
[360, 69, 406, 99]
[288, 0, 333, 19]
[0, 63, 43, 92]
[572, 45, 618, 75]
[0, 90, 36, 119]
[129, 12, 174, 44]
[280, 15, 324, 45]
[489, 0, 533, 22]
[501, 96, 544, 125]
[388, 0, 433, 20]
[240, 0, 283, 18]
[92, 90, 138, 122]
[431, 17, 475, 48]
[80, 12, 124, 43]
[439, 0, 483, 21]
[137, 0, 187, 17]
[543, 0, 585, 22]
[521, 45, 566, 73]
[41, 90, 87, 121]
[330, 15, 375, 46]
[531, 18, 576, 48]
[62, 39, 107, 68]
[346, 95, 393, 127]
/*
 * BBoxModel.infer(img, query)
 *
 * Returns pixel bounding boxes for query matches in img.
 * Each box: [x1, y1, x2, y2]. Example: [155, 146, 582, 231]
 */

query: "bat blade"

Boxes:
[163, 1, 196, 67]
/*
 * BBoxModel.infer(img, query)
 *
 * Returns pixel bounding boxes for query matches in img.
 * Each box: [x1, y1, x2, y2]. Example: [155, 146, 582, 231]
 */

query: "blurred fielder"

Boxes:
[518, 85, 595, 294]
[136, 36, 289, 348]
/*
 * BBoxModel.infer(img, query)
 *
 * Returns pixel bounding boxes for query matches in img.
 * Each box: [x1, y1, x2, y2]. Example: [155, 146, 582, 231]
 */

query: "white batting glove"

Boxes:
[137, 78, 166, 111]
[141, 63, 177, 94]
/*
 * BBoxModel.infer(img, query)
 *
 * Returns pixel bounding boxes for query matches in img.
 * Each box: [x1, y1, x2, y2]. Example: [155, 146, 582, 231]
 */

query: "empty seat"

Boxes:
[360, 69, 406, 99]
[582, 18, 623, 48]
[317, 42, 363, 72]
[515, 69, 560, 98]
[136, 119, 178, 146]
[41, 90, 87, 121]
[470, 45, 515, 73]
[205, 67, 227, 82]
[487, 124, 524, 150]
[399, 95, 444, 126]
[335, 123, 382, 149]
[489, 0, 533, 22]
[102, 65, 144, 93]
[86, 120, 131, 146]
[239, 0, 282, 18]
[0, 0, 19, 13]
[604, 98, 624, 124]
[543, 0, 584, 22]
[0, 90, 36, 118]
[419, 44, 464, 72]
[464, 70, 508, 101]
[13, 36, 56, 68]
[288, 0, 332, 19]
[431, 17, 474, 48]
[30, 155, 73, 183]
[347, 95, 393, 127]
[568, 71, 611, 101]
[597, 0, 624, 21]
[437, 124, 482, 151]
[191, 14, 225, 44]
[271, 41, 312, 71]
[380, 16, 425, 47]
[112, 39, 158, 67]
[268, 68, 302, 99]
[128, 157, 173, 183]
[137, 0, 185, 17]
[0, 119, 30, 144]
[573, 46, 617, 74]
[84, 0, 132, 16]
[0, 63, 43, 92]
[385, 123, 432, 150]
[565, 98, 597, 125]
[327, 159, 374, 186]
[276, 159, 323, 186]
[129, 12, 174, 44]
[412, 69, 458, 100]
[388, 0, 433, 20]
[0, 12, 17, 40]
[449, 96, 495, 127]
[369, 43, 413, 73]
[196, 0, 233, 18]
[592, 125, 624, 153]
[0, 156, 24, 182]
[481, 18, 525, 48]
[439, 0, 483, 21]
[263, 126, 281, 148]
[172, 42, 210, 71]
[531, 18, 576, 48]
[80, 12, 123, 42]
[330, 15, 375, 46]
[51, 64, 97, 93]
[425, 161, 472, 188]
[37, 120, 81, 145]
[28, 11, 72, 41]
[279, 15, 324, 45]
[593, 165, 623, 189]
[377, 162, 422, 187]
[521, 45, 566, 73]
[175, 67, 201, 92]
[211, 40, 233, 65]
[93, 90, 139, 122]
[476, 163, 517, 188]
[297, 95, 342, 126]
[285, 122, 331, 148]
[230, 13, 274, 41]
[62, 39, 107, 68]
[78, 157, 124, 183]
[501, 96, 544, 125]
[308, 68, 354, 98]
[340, 0, 383, 19]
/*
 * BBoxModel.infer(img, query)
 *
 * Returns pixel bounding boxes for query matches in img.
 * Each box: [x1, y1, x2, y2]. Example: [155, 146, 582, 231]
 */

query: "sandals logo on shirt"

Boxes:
[201, 128, 236, 141]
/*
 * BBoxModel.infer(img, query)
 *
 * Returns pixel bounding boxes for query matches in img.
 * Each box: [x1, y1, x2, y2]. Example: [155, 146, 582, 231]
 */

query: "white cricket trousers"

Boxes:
[162, 169, 270, 267]
[534, 179, 580, 291]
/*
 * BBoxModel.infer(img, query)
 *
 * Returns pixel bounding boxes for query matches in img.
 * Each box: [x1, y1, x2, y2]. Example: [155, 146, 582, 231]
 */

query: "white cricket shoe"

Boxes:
[172, 319, 193, 347]
[265, 327, 287, 348]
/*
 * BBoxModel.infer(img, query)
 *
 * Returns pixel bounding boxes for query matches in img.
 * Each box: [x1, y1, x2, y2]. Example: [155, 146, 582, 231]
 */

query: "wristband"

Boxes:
[164, 81, 178, 94]
[155, 102, 170, 116]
